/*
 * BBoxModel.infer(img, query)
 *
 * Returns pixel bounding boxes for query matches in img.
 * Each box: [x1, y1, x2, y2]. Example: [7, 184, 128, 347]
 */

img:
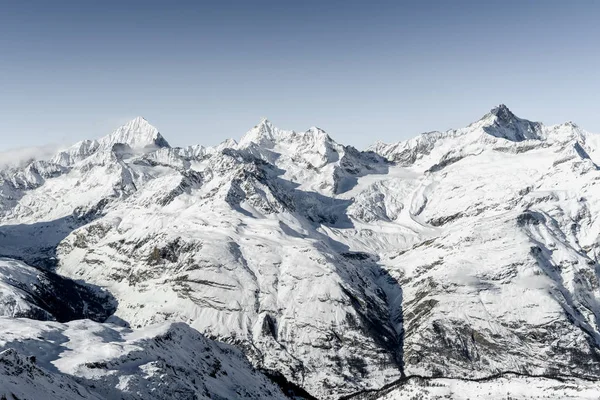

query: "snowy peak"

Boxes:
[238, 119, 336, 151]
[489, 103, 516, 120]
[215, 137, 238, 151]
[51, 117, 169, 167]
[477, 104, 518, 124]
[476, 104, 544, 141]
[256, 117, 274, 133]
[305, 126, 331, 141]
[369, 104, 590, 167]
[99, 116, 170, 150]
[238, 118, 278, 148]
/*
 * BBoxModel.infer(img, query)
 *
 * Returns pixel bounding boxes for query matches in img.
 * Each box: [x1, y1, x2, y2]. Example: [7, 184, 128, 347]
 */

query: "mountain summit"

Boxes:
[238, 118, 277, 147]
[477, 104, 544, 141]
[490, 103, 515, 119]
[99, 116, 170, 149]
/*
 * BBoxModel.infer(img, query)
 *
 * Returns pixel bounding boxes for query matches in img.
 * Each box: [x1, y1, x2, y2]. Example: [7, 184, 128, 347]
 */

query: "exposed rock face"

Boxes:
[1, 107, 600, 398]
[0, 257, 115, 322]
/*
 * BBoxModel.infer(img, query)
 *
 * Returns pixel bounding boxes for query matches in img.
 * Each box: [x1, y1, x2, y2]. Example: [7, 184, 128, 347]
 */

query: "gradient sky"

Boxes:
[1, 0, 599, 151]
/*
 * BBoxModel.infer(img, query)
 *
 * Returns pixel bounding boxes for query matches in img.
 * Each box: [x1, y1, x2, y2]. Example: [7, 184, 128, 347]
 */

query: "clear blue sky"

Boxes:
[1, 0, 599, 150]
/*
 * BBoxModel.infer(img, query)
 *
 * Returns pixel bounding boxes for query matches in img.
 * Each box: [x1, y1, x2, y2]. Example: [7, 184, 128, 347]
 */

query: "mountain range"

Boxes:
[1, 105, 599, 399]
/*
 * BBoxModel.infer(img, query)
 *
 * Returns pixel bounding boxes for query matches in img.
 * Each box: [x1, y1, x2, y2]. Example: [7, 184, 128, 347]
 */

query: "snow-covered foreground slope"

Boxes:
[0, 348, 104, 400]
[344, 374, 600, 400]
[0, 317, 288, 400]
[1, 105, 600, 398]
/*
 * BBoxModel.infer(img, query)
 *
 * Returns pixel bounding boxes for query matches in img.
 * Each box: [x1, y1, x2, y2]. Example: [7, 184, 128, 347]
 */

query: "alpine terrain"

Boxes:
[1, 105, 600, 399]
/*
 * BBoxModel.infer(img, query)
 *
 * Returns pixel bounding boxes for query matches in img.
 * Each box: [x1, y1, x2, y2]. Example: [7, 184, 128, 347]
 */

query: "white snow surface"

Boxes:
[0, 317, 287, 399]
[1, 105, 600, 398]
[350, 374, 600, 400]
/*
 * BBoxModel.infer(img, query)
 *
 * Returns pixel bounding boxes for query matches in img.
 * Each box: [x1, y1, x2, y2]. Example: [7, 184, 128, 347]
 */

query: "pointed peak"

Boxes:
[122, 116, 156, 130]
[470, 104, 519, 127]
[99, 116, 170, 150]
[468, 104, 516, 128]
[220, 138, 238, 147]
[563, 120, 580, 129]
[488, 104, 517, 122]
[255, 117, 274, 131]
[239, 118, 279, 148]
[474, 104, 543, 142]
[491, 103, 511, 114]
[130, 115, 148, 123]
[305, 126, 332, 142]
[307, 126, 326, 134]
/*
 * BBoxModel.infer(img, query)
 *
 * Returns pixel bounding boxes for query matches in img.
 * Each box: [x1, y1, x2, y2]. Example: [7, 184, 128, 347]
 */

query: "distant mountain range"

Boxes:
[0, 105, 599, 399]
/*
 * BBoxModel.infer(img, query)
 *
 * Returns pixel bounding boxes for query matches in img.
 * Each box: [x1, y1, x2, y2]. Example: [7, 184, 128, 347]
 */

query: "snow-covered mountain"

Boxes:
[1, 105, 600, 399]
[0, 318, 289, 399]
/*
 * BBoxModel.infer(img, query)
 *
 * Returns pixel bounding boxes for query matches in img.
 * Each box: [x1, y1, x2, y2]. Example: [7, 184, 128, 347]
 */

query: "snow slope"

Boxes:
[344, 374, 600, 400]
[0, 317, 288, 399]
[1, 105, 600, 398]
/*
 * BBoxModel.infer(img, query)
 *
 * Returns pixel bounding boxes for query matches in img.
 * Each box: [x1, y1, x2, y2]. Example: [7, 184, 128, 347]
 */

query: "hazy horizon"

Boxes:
[1, 0, 599, 151]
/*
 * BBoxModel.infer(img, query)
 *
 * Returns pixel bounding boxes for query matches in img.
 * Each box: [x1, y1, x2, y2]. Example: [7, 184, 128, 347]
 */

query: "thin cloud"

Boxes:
[0, 143, 64, 169]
